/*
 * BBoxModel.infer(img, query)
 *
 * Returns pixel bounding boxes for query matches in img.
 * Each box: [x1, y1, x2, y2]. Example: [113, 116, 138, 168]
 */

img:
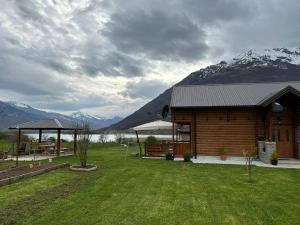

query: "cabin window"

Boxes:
[273, 102, 285, 112]
[271, 129, 275, 141]
[277, 129, 281, 142]
[286, 129, 290, 142]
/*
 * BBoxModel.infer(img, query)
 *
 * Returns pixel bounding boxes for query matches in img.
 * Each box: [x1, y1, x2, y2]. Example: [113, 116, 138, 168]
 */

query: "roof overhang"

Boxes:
[258, 85, 300, 107]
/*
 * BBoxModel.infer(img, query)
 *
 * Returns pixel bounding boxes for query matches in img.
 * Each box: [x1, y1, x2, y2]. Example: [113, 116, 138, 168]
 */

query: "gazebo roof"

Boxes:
[132, 120, 174, 131]
[9, 119, 80, 130]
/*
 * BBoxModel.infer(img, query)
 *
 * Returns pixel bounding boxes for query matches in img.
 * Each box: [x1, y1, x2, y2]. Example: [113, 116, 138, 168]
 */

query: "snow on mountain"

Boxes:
[70, 111, 122, 129]
[195, 47, 300, 80]
[0, 102, 122, 130]
[7, 101, 30, 108]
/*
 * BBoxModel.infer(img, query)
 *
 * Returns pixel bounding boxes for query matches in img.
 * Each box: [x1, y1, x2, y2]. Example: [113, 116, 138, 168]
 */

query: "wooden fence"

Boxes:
[144, 142, 191, 157]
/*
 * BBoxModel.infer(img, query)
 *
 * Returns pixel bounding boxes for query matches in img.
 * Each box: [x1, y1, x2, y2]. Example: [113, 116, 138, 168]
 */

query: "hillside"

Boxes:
[107, 48, 300, 130]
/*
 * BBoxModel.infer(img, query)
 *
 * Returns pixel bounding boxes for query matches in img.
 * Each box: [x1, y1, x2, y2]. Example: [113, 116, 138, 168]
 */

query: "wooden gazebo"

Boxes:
[10, 119, 81, 166]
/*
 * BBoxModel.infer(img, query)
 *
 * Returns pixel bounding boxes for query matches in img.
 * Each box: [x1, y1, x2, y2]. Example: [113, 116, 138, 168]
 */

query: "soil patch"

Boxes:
[0, 163, 69, 186]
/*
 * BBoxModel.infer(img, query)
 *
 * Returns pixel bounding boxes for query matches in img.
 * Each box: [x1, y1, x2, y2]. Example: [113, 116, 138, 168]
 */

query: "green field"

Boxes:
[1, 143, 300, 225]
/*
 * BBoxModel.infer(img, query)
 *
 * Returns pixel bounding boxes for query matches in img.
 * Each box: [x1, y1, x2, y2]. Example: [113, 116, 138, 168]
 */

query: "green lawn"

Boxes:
[1, 143, 300, 225]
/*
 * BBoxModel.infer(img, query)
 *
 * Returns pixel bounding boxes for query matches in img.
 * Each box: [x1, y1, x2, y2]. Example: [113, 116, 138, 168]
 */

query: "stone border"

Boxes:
[69, 164, 97, 172]
[0, 163, 69, 187]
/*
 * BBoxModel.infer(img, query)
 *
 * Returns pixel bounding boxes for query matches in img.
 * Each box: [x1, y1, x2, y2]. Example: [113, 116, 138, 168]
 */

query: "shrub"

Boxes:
[165, 152, 174, 160]
[271, 150, 279, 160]
[243, 146, 256, 183]
[183, 151, 191, 162]
[77, 121, 92, 167]
[145, 136, 157, 144]
[219, 146, 227, 155]
[47, 137, 56, 142]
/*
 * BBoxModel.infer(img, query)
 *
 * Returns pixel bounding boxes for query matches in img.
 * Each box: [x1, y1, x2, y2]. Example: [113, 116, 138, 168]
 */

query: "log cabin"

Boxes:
[170, 82, 300, 158]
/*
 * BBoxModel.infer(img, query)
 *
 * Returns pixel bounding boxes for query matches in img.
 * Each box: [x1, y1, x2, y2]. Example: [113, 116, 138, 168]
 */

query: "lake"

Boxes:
[27, 133, 172, 143]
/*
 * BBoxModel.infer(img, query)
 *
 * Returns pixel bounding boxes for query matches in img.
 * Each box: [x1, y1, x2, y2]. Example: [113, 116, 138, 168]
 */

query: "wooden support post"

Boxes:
[193, 110, 197, 159]
[73, 130, 77, 155]
[172, 122, 175, 156]
[56, 129, 61, 157]
[135, 131, 142, 157]
[16, 129, 21, 167]
[38, 129, 42, 143]
[172, 122, 175, 142]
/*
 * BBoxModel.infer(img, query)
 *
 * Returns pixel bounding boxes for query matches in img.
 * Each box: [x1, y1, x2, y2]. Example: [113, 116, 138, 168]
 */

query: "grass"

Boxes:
[1, 142, 300, 225]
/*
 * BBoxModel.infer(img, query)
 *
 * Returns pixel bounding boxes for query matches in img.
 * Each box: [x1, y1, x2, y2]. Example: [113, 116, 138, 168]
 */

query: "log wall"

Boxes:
[172, 108, 264, 156]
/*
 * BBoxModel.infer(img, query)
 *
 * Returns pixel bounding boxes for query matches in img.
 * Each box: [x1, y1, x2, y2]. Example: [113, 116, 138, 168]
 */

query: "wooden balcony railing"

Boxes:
[144, 142, 191, 157]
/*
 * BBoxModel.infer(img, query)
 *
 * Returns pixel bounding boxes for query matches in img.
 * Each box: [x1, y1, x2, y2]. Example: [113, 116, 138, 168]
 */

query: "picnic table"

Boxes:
[39, 143, 55, 155]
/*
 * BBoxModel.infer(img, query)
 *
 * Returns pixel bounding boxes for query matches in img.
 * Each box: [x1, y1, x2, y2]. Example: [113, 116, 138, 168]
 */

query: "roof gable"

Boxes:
[258, 85, 300, 107]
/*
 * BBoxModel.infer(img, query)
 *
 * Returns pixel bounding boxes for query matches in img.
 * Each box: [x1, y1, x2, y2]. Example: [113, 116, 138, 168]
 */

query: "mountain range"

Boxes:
[107, 47, 300, 130]
[0, 101, 122, 130]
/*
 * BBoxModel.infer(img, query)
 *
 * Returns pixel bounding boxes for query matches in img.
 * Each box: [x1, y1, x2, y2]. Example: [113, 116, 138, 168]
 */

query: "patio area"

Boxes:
[190, 156, 300, 169]
[9, 119, 81, 166]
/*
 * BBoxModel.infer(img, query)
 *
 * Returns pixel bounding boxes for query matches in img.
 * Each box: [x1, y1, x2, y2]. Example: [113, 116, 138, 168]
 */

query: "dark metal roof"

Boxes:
[9, 119, 80, 130]
[170, 82, 300, 108]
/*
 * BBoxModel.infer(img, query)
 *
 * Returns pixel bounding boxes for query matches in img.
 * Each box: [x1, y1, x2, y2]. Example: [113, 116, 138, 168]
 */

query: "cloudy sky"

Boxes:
[0, 0, 299, 118]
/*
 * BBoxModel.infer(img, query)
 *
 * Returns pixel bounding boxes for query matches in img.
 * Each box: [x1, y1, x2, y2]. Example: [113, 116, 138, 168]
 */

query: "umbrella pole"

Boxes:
[135, 131, 142, 157]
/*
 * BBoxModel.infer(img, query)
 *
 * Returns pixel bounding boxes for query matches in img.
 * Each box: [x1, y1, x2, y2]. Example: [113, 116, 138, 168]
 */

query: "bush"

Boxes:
[165, 152, 174, 160]
[219, 146, 227, 155]
[271, 150, 279, 160]
[183, 151, 191, 162]
[47, 137, 56, 142]
[145, 136, 157, 144]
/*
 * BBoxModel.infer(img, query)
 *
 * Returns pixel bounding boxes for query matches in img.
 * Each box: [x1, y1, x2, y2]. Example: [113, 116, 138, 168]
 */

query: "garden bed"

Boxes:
[0, 163, 69, 186]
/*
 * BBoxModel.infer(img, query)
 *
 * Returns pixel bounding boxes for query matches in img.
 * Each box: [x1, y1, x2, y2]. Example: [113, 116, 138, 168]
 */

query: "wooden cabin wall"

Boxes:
[196, 109, 262, 156]
[294, 104, 300, 142]
[172, 108, 264, 156]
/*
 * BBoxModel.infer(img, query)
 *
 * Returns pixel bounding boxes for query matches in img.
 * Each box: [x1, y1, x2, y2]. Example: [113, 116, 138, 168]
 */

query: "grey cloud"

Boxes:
[181, 0, 255, 24]
[122, 79, 169, 99]
[77, 51, 146, 77]
[0, 53, 74, 96]
[37, 94, 109, 111]
[103, 10, 209, 61]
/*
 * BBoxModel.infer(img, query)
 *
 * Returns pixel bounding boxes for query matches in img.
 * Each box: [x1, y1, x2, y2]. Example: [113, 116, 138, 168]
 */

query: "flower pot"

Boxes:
[184, 155, 191, 162]
[271, 159, 278, 165]
[220, 154, 227, 161]
[165, 153, 174, 160]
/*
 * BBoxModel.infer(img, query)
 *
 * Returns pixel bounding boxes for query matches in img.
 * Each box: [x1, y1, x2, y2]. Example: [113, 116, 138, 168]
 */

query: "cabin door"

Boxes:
[268, 109, 294, 158]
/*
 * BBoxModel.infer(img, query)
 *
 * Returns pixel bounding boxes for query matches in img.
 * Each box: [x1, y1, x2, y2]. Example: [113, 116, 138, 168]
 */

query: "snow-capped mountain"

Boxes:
[0, 102, 122, 130]
[108, 47, 300, 130]
[70, 111, 122, 129]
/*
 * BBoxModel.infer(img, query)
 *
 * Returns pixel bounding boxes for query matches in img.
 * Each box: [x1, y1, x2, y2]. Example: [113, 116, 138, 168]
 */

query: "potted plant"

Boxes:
[165, 151, 174, 160]
[271, 150, 279, 165]
[183, 151, 191, 162]
[219, 146, 227, 160]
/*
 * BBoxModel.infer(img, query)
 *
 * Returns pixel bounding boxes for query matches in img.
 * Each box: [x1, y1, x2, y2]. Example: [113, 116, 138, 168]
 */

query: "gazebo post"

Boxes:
[16, 128, 21, 167]
[56, 129, 61, 157]
[38, 129, 42, 143]
[73, 129, 77, 155]
[135, 131, 142, 157]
